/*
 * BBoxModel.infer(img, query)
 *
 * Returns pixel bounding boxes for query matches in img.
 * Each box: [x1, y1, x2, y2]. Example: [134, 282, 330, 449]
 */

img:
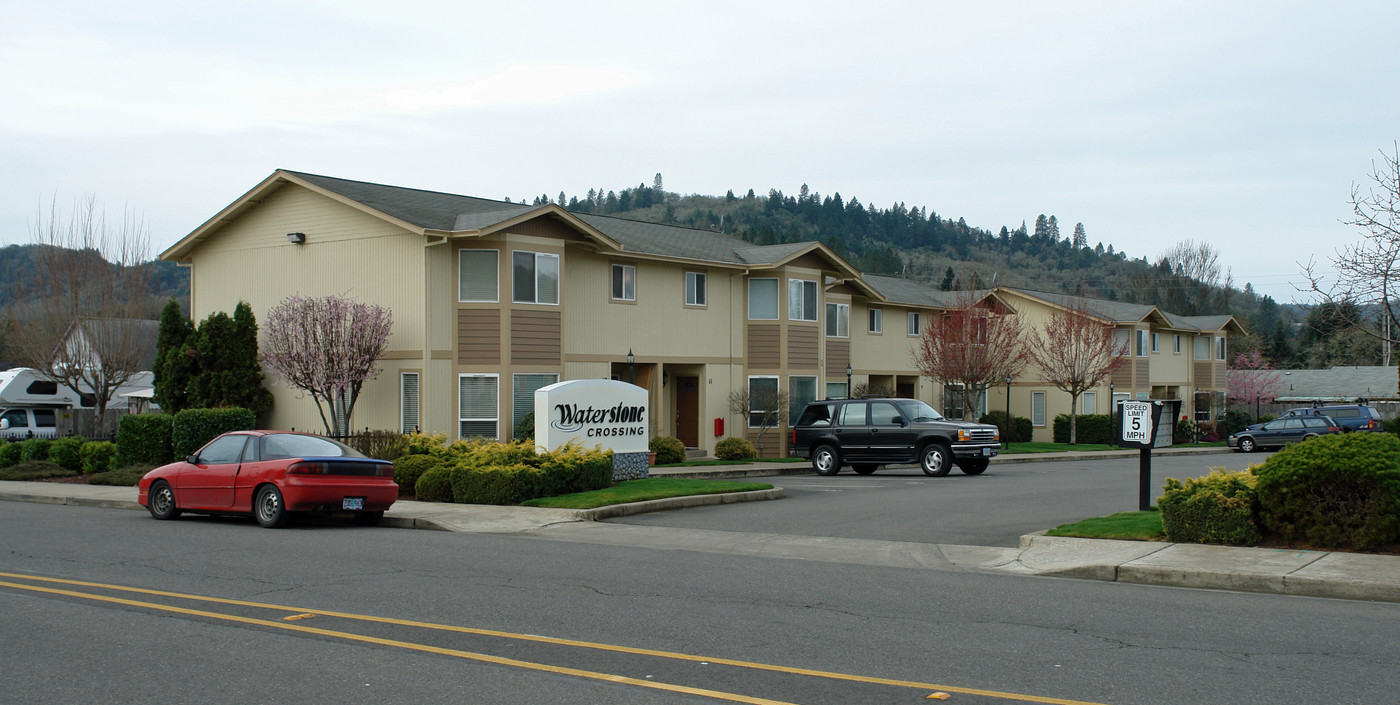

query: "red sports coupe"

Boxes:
[138, 431, 397, 528]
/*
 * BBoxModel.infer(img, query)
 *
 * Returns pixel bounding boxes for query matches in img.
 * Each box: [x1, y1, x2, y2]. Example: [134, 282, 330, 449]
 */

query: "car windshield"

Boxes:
[260, 434, 366, 460]
[896, 400, 944, 422]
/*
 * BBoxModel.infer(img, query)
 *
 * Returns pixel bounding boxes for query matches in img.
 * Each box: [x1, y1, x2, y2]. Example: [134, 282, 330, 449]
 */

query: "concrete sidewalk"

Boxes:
[4, 448, 1398, 604]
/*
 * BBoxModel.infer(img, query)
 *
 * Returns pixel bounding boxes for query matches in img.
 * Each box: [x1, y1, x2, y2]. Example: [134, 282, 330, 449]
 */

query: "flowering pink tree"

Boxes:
[261, 294, 393, 435]
[1227, 351, 1283, 409]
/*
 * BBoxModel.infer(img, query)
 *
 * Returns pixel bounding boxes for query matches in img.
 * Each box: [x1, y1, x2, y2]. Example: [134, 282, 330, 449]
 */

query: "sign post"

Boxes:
[1116, 400, 1163, 511]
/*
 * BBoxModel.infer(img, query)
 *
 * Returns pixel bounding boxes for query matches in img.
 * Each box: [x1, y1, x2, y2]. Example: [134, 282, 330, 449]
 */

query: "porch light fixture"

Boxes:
[627, 349, 635, 385]
[287, 232, 306, 244]
[845, 363, 852, 396]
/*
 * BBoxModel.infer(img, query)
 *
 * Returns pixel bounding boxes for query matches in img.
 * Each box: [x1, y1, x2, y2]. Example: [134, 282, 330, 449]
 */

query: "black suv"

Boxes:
[1281, 405, 1383, 433]
[790, 398, 1001, 476]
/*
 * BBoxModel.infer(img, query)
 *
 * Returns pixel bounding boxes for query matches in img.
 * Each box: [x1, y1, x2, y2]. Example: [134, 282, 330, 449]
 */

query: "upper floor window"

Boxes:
[868, 307, 882, 333]
[789, 279, 818, 321]
[1135, 329, 1149, 357]
[1113, 329, 1130, 356]
[513, 251, 559, 305]
[1173, 334, 1181, 354]
[825, 302, 849, 338]
[1193, 335, 1210, 360]
[748, 278, 779, 320]
[458, 249, 498, 302]
[1151, 332, 1160, 353]
[1216, 336, 1226, 361]
[611, 263, 636, 301]
[907, 312, 920, 336]
[685, 271, 707, 306]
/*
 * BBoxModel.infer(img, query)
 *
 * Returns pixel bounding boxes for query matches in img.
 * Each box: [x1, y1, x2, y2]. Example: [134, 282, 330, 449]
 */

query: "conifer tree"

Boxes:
[153, 297, 195, 413]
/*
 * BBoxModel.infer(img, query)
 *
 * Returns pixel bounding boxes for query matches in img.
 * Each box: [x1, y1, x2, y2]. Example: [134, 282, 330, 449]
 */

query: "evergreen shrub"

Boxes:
[1159, 470, 1261, 546]
[0, 461, 74, 481]
[714, 437, 757, 460]
[649, 435, 686, 465]
[87, 465, 152, 486]
[514, 411, 535, 442]
[1253, 433, 1400, 551]
[414, 467, 455, 503]
[171, 408, 256, 459]
[346, 429, 409, 461]
[49, 437, 87, 471]
[392, 454, 441, 497]
[1052, 414, 1113, 444]
[19, 438, 52, 462]
[446, 440, 612, 505]
[0, 441, 19, 468]
[980, 411, 1032, 443]
[117, 413, 175, 465]
[81, 441, 118, 473]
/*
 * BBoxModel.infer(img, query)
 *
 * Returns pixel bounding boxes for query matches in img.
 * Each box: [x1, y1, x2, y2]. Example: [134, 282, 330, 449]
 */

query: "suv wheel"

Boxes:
[920, 443, 952, 477]
[812, 445, 842, 476]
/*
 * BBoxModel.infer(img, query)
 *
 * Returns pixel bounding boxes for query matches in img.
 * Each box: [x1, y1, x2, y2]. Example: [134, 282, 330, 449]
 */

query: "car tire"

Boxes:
[1237, 437, 1255, 453]
[852, 464, 877, 475]
[958, 459, 989, 476]
[920, 444, 952, 477]
[147, 481, 181, 520]
[812, 445, 842, 476]
[254, 485, 288, 528]
[353, 510, 384, 527]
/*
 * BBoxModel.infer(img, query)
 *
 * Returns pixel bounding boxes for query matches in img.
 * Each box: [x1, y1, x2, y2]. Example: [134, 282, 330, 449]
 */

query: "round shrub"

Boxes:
[0, 441, 21, 468]
[403, 432, 449, 456]
[393, 454, 441, 497]
[19, 438, 52, 463]
[649, 435, 685, 465]
[1254, 433, 1400, 551]
[414, 467, 455, 503]
[81, 441, 118, 473]
[49, 437, 87, 471]
[1159, 470, 1260, 546]
[714, 437, 757, 460]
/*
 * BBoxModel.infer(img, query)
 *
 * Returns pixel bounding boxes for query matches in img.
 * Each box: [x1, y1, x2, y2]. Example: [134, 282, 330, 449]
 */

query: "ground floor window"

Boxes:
[1081, 391, 1096, 415]
[943, 383, 986, 419]
[825, 382, 848, 399]
[401, 372, 420, 433]
[748, 376, 779, 427]
[1031, 391, 1047, 427]
[459, 373, 499, 440]
[512, 373, 559, 430]
[789, 376, 817, 425]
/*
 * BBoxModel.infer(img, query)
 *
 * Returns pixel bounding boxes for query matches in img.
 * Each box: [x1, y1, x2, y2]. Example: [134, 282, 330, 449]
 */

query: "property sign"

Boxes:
[534, 379, 650, 454]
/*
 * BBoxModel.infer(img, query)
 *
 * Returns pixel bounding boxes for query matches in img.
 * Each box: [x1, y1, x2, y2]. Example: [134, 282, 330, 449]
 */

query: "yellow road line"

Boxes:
[0, 579, 794, 705]
[0, 571, 1112, 705]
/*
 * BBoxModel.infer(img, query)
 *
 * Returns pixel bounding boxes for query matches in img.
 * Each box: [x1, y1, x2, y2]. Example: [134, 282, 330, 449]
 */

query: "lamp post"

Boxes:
[845, 363, 853, 397]
[1109, 381, 1116, 428]
[1004, 375, 1012, 450]
[627, 349, 635, 385]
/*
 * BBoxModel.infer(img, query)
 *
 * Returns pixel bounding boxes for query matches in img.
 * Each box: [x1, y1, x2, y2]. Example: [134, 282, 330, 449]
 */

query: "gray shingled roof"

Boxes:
[1264, 366, 1400, 402]
[861, 275, 995, 309]
[289, 171, 533, 231]
[1002, 287, 1158, 323]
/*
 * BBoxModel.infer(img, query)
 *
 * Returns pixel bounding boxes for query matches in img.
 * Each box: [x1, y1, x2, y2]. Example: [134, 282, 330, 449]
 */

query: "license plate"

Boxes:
[342, 497, 364, 510]
[982, 447, 991, 456]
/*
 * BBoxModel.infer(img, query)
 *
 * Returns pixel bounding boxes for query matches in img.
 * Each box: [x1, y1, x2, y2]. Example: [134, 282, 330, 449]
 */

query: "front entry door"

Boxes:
[676, 376, 700, 447]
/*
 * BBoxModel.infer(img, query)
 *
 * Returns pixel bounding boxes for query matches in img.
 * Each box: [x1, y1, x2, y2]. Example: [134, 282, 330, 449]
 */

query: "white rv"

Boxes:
[0, 368, 154, 439]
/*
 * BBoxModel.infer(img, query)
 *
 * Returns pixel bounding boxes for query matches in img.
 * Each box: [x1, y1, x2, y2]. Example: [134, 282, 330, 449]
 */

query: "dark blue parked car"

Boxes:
[1227, 415, 1342, 453]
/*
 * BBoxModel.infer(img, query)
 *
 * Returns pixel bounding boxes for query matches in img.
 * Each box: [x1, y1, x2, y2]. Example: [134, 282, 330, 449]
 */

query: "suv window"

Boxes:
[836, 402, 867, 426]
[1301, 417, 1331, 428]
[795, 403, 833, 427]
[1324, 407, 1359, 418]
[870, 401, 904, 427]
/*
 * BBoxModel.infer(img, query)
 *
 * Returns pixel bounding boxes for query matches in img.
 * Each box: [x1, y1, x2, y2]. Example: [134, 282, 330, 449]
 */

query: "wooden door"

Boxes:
[676, 376, 700, 447]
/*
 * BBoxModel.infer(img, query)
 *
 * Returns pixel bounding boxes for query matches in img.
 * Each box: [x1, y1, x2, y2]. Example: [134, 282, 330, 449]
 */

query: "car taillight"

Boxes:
[378, 465, 395, 477]
[287, 461, 331, 475]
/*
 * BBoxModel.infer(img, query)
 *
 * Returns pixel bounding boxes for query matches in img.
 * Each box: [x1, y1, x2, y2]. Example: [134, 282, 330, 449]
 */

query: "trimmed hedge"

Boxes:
[1052, 414, 1113, 444]
[979, 411, 1032, 443]
[1159, 470, 1260, 546]
[715, 437, 757, 460]
[649, 435, 686, 465]
[393, 454, 442, 497]
[443, 439, 613, 505]
[81, 441, 118, 473]
[1254, 433, 1400, 551]
[414, 467, 454, 503]
[172, 407, 256, 459]
[0, 441, 19, 468]
[49, 437, 87, 471]
[117, 413, 175, 465]
[19, 438, 52, 463]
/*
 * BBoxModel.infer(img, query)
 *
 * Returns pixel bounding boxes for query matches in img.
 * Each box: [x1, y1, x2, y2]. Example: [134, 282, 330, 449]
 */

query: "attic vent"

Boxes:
[26, 381, 58, 395]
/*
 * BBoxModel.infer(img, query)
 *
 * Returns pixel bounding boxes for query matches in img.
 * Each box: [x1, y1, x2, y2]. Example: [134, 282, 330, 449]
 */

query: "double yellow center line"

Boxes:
[0, 571, 1110, 705]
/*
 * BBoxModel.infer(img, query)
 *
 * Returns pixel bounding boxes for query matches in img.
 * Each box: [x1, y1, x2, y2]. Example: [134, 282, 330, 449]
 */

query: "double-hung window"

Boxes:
[1216, 336, 1226, 361]
[1031, 391, 1047, 427]
[611, 263, 636, 301]
[1151, 333, 1160, 353]
[458, 249, 498, 302]
[748, 376, 779, 427]
[459, 374, 499, 440]
[685, 272, 707, 306]
[907, 312, 920, 336]
[400, 372, 420, 433]
[513, 251, 559, 304]
[825, 303, 849, 337]
[1135, 329, 1149, 357]
[748, 278, 779, 320]
[789, 279, 818, 321]
[868, 307, 882, 333]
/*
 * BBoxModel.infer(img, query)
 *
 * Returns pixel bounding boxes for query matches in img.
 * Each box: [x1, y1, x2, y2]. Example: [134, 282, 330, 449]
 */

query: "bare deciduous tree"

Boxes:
[726, 386, 789, 456]
[1024, 299, 1127, 444]
[912, 294, 1027, 420]
[7, 195, 156, 432]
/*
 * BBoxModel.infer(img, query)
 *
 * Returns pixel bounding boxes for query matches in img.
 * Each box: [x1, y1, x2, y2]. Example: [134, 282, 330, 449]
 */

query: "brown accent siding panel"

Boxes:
[748, 324, 781, 369]
[458, 309, 500, 365]
[826, 340, 850, 376]
[1193, 361, 1213, 387]
[787, 326, 819, 368]
[511, 309, 562, 365]
[1111, 361, 1133, 388]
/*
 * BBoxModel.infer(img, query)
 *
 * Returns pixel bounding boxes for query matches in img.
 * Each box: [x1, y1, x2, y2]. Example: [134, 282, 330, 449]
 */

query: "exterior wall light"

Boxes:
[287, 232, 306, 244]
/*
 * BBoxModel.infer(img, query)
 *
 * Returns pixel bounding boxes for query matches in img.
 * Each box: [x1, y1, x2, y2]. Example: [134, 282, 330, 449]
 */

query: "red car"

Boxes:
[137, 431, 397, 528]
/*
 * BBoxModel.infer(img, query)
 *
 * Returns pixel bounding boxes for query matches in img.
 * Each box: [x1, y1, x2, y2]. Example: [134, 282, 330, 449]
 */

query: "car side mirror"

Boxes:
[0, 419, 8, 430]
[895, 416, 908, 427]
[186, 455, 199, 464]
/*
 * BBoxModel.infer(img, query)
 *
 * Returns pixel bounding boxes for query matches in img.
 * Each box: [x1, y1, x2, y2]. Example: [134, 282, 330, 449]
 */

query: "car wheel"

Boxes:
[147, 481, 181, 520]
[353, 510, 384, 527]
[812, 445, 842, 476]
[1238, 437, 1255, 453]
[959, 459, 989, 476]
[254, 485, 288, 528]
[920, 444, 952, 477]
[852, 464, 877, 475]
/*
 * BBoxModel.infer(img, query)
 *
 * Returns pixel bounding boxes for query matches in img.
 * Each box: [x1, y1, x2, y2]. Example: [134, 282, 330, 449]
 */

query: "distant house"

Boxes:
[1239, 365, 1400, 419]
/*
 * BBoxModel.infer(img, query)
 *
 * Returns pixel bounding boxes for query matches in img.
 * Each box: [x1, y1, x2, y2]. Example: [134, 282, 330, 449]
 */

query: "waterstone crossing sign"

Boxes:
[535, 379, 650, 455]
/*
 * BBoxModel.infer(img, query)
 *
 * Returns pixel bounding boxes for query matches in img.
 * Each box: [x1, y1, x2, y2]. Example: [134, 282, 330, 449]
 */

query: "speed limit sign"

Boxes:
[1121, 402, 1152, 444]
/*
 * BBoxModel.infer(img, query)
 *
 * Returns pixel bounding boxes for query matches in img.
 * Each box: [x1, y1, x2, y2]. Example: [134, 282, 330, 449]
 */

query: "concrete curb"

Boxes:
[577, 487, 785, 520]
[0, 492, 142, 511]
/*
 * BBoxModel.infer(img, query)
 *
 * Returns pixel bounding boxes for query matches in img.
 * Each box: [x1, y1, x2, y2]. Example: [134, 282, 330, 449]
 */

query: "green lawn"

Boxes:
[654, 456, 806, 467]
[522, 477, 775, 509]
[1045, 510, 1165, 541]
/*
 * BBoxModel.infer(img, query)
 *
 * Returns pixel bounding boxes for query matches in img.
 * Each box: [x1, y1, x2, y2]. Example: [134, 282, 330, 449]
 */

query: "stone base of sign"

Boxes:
[612, 452, 650, 481]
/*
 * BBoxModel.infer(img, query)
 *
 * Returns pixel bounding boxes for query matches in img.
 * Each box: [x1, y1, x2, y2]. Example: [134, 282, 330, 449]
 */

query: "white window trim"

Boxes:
[1216, 336, 1226, 361]
[611, 263, 636, 302]
[512, 250, 560, 305]
[1031, 391, 1047, 427]
[685, 271, 707, 307]
[868, 307, 883, 334]
[400, 372, 420, 434]
[788, 279, 818, 322]
[748, 278, 779, 320]
[1136, 329, 1149, 357]
[1151, 332, 1159, 353]
[826, 302, 849, 338]
[458, 249, 499, 303]
[747, 375, 780, 428]
[907, 311, 920, 336]
[1173, 334, 1182, 354]
[1082, 391, 1097, 415]
[458, 373, 499, 440]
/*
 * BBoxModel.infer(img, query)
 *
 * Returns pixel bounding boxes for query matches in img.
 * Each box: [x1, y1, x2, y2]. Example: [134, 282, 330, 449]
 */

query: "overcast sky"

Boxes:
[4, 1, 1398, 304]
